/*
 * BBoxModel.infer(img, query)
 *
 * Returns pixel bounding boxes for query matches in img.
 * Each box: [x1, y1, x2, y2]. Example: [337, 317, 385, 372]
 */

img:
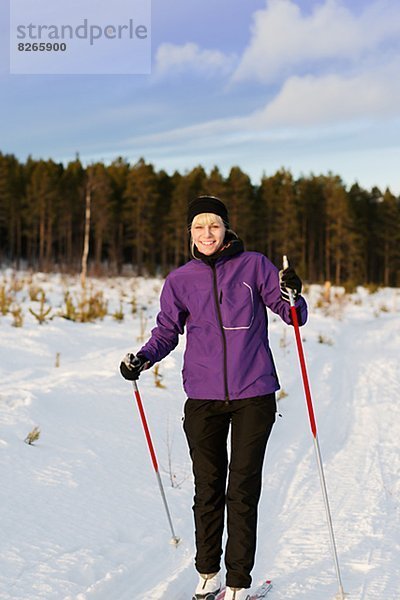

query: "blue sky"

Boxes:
[1, 0, 400, 193]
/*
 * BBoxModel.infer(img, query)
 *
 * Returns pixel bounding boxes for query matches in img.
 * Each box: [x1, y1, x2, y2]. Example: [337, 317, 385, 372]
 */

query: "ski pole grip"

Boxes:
[282, 255, 295, 306]
[283, 254, 289, 270]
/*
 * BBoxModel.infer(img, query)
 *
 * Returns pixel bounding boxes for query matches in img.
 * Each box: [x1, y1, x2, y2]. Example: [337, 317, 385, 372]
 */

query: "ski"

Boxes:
[192, 591, 223, 600]
[212, 580, 272, 599]
[247, 580, 273, 599]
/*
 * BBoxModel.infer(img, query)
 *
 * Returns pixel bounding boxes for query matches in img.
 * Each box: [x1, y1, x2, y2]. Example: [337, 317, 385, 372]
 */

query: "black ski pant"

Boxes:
[183, 394, 276, 589]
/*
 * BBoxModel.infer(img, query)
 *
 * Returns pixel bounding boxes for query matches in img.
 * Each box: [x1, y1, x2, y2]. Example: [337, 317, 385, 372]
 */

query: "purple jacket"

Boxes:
[140, 251, 307, 400]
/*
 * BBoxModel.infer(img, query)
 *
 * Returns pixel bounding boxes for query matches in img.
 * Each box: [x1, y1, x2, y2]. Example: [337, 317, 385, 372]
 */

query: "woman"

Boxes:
[120, 196, 307, 600]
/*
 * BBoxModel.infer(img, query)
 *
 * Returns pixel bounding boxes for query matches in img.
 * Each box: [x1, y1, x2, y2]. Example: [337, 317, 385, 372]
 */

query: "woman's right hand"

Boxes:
[119, 353, 150, 380]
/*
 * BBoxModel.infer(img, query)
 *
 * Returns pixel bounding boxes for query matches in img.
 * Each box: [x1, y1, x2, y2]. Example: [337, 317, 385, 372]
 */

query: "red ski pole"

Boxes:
[283, 255, 345, 600]
[132, 380, 180, 546]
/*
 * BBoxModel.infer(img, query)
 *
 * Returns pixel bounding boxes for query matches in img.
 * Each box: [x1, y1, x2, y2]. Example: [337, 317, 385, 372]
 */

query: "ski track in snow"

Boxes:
[1, 275, 400, 599]
[255, 306, 400, 600]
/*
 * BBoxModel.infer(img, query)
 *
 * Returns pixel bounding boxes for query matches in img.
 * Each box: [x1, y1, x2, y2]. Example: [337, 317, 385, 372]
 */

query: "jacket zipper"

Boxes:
[211, 264, 230, 402]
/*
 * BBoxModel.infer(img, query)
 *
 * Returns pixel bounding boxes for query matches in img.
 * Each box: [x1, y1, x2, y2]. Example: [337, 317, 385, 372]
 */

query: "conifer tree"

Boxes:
[156, 169, 174, 274]
[347, 183, 378, 284]
[257, 174, 278, 260]
[375, 189, 400, 286]
[60, 157, 85, 269]
[296, 175, 325, 281]
[206, 166, 227, 200]
[124, 158, 160, 274]
[0, 153, 25, 267]
[86, 163, 113, 273]
[167, 166, 207, 267]
[265, 169, 301, 269]
[107, 157, 130, 274]
[25, 159, 62, 270]
[225, 167, 255, 249]
[323, 174, 357, 284]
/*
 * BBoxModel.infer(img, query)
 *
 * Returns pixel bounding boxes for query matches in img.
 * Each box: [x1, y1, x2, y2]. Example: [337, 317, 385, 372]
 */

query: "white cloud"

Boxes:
[258, 69, 400, 126]
[119, 59, 400, 149]
[232, 0, 400, 84]
[154, 42, 236, 78]
[110, 0, 400, 172]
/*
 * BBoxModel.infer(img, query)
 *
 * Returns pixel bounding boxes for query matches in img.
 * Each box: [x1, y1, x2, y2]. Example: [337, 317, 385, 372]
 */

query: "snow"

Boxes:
[1, 271, 400, 600]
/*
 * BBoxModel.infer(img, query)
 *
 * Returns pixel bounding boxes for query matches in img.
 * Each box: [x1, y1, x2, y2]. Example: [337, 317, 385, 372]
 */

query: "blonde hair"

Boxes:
[191, 213, 225, 228]
[189, 213, 226, 258]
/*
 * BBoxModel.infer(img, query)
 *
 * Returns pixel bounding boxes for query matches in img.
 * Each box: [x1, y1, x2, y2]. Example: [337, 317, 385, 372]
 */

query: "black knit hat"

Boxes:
[187, 196, 229, 227]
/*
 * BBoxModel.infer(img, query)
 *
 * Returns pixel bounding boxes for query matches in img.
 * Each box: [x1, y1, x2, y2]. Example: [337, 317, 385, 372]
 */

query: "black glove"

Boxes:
[279, 266, 302, 303]
[120, 353, 149, 381]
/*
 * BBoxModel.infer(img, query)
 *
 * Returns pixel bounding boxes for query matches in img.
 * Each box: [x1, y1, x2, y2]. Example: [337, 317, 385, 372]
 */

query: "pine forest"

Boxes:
[0, 152, 399, 287]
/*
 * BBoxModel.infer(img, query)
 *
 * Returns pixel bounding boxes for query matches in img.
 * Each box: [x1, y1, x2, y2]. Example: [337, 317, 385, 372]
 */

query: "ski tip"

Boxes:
[247, 580, 273, 599]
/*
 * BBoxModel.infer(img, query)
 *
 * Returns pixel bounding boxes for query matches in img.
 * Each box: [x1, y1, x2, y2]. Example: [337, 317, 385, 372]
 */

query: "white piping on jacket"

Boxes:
[222, 281, 254, 330]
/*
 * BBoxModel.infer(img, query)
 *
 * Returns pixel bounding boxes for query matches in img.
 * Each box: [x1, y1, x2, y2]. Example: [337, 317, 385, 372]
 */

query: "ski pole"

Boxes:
[283, 256, 345, 600]
[131, 380, 180, 546]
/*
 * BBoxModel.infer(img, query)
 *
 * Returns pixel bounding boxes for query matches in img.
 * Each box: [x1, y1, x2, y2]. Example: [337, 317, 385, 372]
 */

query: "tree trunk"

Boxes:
[39, 205, 45, 271]
[81, 187, 91, 288]
[325, 227, 331, 282]
[383, 241, 389, 286]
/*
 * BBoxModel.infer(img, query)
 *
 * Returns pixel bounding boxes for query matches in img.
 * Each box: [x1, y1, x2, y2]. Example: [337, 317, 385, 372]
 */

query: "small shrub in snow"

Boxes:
[61, 291, 77, 321]
[343, 280, 358, 294]
[112, 302, 124, 321]
[165, 421, 188, 489]
[137, 307, 149, 342]
[10, 305, 24, 327]
[277, 389, 288, 401]
[0, 283, 13, 315]
[81, 289, 108, 321]
[24, 426, 40, 445]
[366, 283, 380, 294]
[130, 295, 137, 314]
[28, 284, 43, 301]
[316, 290, 347, 319]
[9, 274, 24, 293]
[153, 364, 165, 388]
[315, 284, 332, 309]
[61, 288, 108, 322]
[318, 334, 334, 345]
[279, 328, 289, 355]
[29, 291, 52, 324]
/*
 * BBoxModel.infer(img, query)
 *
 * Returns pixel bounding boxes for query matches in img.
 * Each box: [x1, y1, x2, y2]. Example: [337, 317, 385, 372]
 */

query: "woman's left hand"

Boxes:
[279, 266, 302, 302]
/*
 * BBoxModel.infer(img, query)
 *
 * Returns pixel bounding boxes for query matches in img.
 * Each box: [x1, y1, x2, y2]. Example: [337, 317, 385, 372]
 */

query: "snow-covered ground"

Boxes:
[1, 271, 399, 600]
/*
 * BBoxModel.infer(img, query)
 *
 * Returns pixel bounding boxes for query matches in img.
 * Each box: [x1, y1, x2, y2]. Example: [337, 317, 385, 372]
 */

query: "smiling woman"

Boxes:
[120, 194, 307, 599]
